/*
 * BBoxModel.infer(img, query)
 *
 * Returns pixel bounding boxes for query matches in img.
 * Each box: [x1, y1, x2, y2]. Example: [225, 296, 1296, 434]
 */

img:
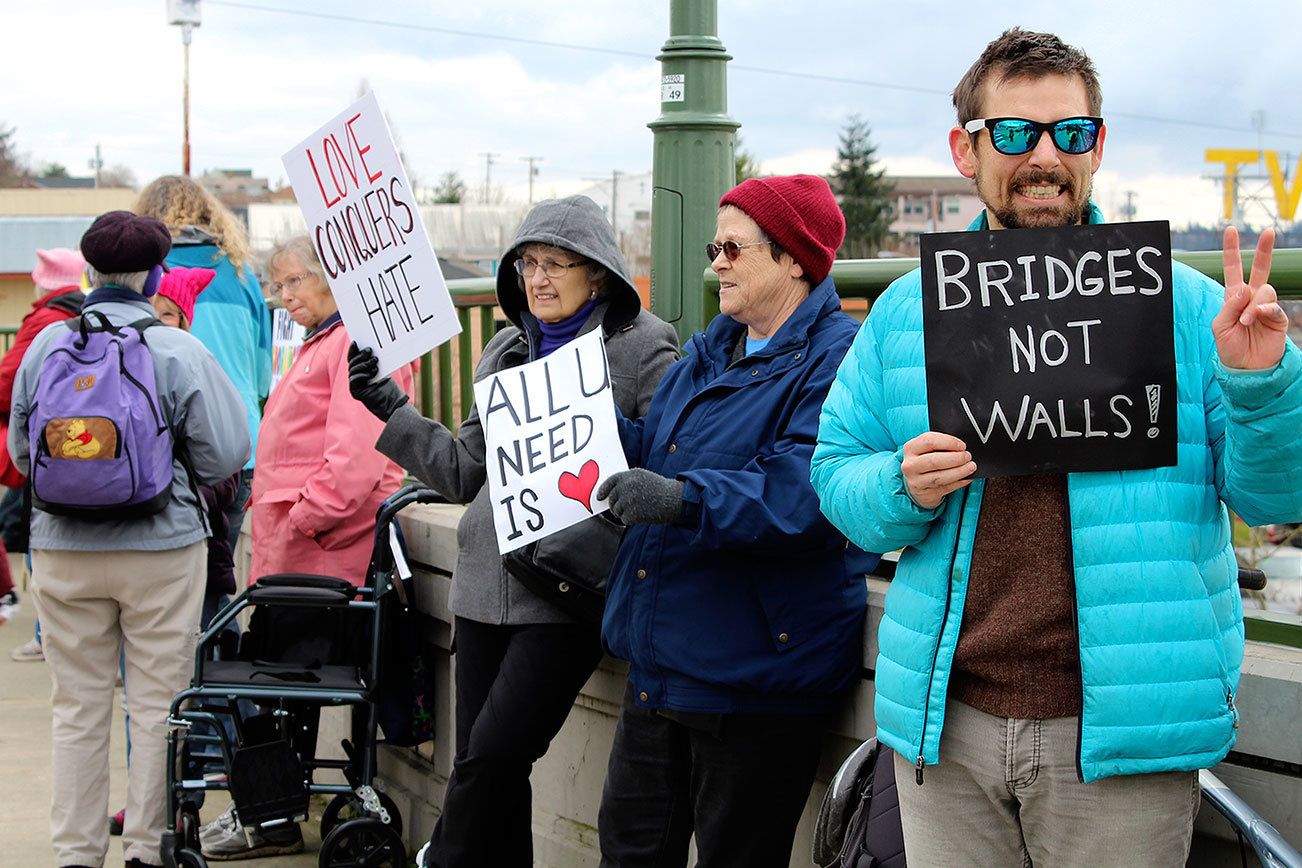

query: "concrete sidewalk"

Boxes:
[0, 557, 322, 868]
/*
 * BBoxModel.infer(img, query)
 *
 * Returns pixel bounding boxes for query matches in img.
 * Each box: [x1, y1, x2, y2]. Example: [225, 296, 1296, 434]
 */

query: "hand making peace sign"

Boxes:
[1212, 226, 1289, 370]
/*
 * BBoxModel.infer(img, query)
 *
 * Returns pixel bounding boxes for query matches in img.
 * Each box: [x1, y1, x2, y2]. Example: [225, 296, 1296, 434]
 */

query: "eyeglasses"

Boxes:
[963, 116, 1103, 156]
[514, 257, 584, 278]
[706, 240, 773, 263]
[271, 272, 309, 294]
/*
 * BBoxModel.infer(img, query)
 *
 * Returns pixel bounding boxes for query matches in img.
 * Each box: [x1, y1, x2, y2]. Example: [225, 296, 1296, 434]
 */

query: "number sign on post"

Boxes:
[921, 221, 1177, 477]
[474, 330, 629, 554]
[282, 91, 459, 376]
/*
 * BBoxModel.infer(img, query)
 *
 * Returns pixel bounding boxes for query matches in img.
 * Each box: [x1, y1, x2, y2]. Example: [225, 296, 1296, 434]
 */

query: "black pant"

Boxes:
[598, 684, 826, 868]
[423, 615, 603, 868]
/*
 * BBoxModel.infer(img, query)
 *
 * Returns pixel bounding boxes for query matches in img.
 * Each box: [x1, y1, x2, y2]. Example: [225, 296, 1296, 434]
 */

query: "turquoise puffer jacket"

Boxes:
[810, 207, 1302, 782]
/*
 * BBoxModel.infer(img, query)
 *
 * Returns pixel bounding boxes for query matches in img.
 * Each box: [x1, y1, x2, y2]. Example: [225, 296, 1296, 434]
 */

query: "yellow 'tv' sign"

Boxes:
[1205, 150, 1302, 222]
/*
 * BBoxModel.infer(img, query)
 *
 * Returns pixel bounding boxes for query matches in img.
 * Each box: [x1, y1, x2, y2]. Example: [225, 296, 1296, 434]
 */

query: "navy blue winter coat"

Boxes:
[602, 277, 875, 715]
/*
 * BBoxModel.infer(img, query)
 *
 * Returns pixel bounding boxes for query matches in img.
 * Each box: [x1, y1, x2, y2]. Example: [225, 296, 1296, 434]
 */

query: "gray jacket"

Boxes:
[8, 294, 251, 551]
[377, 196, 679, 624]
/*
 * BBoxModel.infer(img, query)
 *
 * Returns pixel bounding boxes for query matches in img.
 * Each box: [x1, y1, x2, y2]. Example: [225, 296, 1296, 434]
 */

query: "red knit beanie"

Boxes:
[719, 174, 846, 283]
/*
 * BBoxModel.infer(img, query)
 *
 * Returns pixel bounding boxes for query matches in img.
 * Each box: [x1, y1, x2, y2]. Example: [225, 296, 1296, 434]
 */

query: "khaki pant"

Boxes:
[894, 699, 1200, 867]
[32, 544, 206, 868]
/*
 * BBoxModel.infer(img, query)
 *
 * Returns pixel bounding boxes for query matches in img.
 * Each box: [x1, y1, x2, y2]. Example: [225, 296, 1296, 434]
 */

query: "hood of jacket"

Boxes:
[171, 224, 220, 247]
[495, 195, 641, 335]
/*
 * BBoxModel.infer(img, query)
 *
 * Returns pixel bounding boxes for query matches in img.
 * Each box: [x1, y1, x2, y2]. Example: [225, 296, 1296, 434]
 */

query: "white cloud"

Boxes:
[4, 0, 1299, 233]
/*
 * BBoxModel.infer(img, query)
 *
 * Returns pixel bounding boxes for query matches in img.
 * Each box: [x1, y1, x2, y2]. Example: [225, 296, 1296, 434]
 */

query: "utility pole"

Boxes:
[479, 152, 499, 204]
[521, 156, 543, 204]
[649, 0, 740, 341]
[1121, 190, 1138, 221]
[89, 144, 103, 189]
[167, 1, 202, 176]
[611, 169, 624, 236]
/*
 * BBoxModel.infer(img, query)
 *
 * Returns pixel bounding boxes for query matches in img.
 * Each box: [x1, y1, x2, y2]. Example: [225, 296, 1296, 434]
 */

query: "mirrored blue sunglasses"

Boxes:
[964, 116, 1103, 156]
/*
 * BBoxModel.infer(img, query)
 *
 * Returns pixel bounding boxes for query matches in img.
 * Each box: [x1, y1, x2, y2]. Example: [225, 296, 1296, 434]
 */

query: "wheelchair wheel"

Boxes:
[176, 848, 208, 868]
[319, 817, 405, 867]
[320, 790, 403, 841]
[177, 802, 202, 851]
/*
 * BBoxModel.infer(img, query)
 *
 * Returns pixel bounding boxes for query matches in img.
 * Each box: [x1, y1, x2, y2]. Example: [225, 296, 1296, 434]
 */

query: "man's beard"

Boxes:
[983, 170, 1091, 229]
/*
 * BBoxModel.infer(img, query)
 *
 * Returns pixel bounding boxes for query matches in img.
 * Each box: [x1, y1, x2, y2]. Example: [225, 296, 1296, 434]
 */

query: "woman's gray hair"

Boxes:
[266, 235, 327, 285]
[86, 266, 147, 293]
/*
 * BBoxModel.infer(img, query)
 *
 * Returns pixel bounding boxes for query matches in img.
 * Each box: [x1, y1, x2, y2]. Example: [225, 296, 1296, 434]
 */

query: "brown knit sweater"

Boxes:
[948, 473, 1082, 719]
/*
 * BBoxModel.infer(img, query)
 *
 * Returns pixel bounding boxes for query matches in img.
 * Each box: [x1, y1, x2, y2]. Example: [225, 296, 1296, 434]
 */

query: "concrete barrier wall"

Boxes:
[242, 503, 1302, 865]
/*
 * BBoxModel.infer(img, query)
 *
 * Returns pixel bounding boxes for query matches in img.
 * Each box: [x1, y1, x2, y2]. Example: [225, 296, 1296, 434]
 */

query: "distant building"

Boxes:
[886, 176, 983, 254]
[246, 202, 531, 278]
[31, 175, 98, 190]
[200, 168, 274, 225]
[0, 189, 140, 324]
[200, 168, 271, 200]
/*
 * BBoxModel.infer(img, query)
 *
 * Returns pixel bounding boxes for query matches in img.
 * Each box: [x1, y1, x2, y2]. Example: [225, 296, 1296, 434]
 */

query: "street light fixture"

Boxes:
[166, 0, 201, 176]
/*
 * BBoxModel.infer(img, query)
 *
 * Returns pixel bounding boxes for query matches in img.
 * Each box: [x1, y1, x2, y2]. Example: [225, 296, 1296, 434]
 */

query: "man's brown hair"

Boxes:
[952, 28, 1102, 125]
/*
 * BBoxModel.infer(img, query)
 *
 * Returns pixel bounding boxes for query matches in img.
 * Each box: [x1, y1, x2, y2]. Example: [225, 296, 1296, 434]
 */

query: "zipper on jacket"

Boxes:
[916, 486, 970, 785]
[1062, 480, 1086, 784]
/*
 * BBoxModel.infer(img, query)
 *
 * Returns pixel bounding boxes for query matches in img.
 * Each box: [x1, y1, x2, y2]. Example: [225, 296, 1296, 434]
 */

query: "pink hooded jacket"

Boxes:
[250, 318, 414, 586]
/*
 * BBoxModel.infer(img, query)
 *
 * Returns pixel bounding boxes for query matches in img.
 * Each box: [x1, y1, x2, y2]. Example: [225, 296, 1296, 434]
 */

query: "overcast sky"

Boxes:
[6, 1, 1300, 229]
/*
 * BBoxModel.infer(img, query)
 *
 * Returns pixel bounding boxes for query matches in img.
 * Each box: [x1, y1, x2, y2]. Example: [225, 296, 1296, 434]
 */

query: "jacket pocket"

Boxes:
[752, 572, 811, 652]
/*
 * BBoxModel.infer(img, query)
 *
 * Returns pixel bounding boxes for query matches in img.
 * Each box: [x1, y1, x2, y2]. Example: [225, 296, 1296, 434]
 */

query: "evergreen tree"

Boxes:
[831, 115, 894, 258]
[434, 171, 467, 204]
[735, 135, 761, 184]
[0, 125, 30, 187]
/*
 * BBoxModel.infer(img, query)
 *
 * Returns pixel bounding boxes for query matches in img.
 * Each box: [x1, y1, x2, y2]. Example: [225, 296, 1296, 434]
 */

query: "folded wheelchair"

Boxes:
[160, 484, 442, 868]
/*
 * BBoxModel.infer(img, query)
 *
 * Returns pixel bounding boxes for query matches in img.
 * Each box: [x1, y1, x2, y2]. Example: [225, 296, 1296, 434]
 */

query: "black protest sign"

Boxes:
[921, 221, 1176, 477]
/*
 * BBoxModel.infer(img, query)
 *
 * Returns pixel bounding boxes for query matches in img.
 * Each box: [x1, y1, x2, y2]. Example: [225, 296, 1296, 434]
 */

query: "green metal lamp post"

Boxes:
[649, 0, 740, 344]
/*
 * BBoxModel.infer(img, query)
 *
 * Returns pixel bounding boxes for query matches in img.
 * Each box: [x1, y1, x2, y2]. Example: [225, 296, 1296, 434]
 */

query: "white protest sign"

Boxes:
[282, 91, 459, 376]
[270, 307, 306, 394]
[474, 330, 628, 554]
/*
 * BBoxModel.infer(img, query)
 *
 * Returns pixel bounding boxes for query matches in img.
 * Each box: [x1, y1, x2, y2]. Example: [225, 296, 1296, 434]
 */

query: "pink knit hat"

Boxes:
[157, 266, 216, 326]
[719, 175, 846, 284]
[32, 248, 87, 291]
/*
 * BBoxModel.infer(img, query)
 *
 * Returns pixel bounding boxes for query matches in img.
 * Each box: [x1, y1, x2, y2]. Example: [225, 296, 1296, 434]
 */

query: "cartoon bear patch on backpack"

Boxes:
[27, 312, 176, 520]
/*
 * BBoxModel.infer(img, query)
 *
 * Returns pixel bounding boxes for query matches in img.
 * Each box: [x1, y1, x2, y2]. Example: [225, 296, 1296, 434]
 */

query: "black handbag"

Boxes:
[502, 512, 625, 623]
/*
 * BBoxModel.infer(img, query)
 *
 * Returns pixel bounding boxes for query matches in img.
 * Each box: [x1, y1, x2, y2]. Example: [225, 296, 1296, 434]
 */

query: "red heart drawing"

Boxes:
[558, 459, 600, 513]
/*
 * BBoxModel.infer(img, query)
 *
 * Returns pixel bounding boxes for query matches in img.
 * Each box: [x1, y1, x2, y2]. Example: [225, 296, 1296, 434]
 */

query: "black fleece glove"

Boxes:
[596, 468, 685, 526]
[347, 342, 409, 422]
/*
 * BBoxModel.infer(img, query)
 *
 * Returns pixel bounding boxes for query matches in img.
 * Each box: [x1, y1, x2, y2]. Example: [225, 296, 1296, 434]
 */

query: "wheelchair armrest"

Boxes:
[246, 585, 356, 606]
[253, 573, 356, 593]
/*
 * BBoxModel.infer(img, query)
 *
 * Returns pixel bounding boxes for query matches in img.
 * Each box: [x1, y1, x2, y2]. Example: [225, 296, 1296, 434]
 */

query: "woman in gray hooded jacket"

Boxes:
[347, 195, 678, 868]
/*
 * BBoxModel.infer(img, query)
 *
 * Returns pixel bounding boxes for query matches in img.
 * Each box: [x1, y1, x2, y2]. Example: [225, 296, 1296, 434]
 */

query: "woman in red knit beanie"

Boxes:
[594, 174, 878, 868]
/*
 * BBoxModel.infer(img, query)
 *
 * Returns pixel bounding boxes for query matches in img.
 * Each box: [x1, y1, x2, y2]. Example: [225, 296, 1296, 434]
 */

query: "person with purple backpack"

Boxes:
[7, 211, 249, 868]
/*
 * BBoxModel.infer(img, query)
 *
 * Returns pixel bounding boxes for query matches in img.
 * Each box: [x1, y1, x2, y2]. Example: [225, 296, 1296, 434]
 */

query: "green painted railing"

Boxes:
[703, 247, 1302, 300]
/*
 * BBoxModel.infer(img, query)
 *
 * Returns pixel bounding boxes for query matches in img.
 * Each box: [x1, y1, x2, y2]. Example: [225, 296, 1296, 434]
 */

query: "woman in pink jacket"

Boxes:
[250, 235, 414, 586]
[203, 235, 415, 859]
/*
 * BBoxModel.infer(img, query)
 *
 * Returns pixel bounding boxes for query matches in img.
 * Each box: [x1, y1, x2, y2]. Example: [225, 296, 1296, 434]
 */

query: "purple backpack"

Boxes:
[28, 312, 176, 520]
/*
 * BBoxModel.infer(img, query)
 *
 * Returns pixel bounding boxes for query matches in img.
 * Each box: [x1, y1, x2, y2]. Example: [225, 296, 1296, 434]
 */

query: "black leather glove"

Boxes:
[347, 342, 409, 422]
[596, 468, 685, 526]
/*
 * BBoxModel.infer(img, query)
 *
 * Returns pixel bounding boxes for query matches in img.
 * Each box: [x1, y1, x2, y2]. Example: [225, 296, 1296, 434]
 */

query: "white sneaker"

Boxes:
[0, 591, 18, 625]
[199, 805, 239, 847]
[202, 819, 303, 861]
[9, 636, 42, 662]
[416, 841, 430, 867]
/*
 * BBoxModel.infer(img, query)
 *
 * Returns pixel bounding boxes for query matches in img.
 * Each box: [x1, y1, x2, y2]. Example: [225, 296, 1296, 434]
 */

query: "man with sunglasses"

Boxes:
[811, 28, 1302, 866]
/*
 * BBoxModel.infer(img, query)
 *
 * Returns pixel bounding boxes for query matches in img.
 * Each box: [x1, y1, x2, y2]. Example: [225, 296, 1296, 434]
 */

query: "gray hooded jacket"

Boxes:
[376, 195, 679, 625]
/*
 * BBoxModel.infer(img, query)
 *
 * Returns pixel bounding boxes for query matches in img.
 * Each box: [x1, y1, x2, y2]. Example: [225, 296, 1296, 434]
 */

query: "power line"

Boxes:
[203, 0, 1302, 141]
